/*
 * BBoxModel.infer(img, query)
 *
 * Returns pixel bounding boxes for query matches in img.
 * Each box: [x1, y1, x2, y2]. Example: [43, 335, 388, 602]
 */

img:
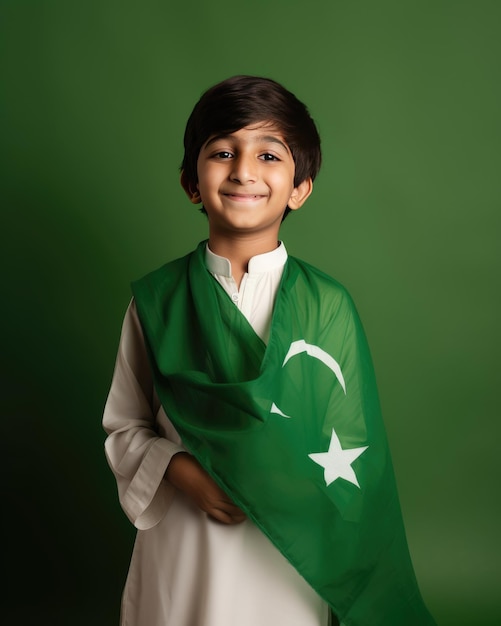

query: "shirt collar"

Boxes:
[205, 242, 288, 278]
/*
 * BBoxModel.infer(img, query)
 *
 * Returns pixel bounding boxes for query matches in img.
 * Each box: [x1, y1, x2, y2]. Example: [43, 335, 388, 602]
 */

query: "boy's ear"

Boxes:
[288, 178, 313, 211]
[180, 170, 201, 204]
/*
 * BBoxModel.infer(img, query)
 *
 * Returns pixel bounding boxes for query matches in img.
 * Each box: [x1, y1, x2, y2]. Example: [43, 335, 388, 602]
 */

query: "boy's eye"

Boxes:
[259, 153, 280, 161]
[214, 151, 233, 159]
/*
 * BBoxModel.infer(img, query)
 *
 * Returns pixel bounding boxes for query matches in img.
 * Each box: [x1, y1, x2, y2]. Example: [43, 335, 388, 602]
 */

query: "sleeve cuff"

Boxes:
[121, 437, 186, 530]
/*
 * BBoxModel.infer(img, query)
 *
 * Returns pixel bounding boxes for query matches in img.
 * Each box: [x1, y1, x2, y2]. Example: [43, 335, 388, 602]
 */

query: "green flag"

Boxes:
[132, 241, 436, 626]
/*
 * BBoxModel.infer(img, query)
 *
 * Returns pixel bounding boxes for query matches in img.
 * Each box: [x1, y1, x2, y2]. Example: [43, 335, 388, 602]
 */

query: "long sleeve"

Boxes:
[103, 299, 186, 530]
[109, 250, 331, 626]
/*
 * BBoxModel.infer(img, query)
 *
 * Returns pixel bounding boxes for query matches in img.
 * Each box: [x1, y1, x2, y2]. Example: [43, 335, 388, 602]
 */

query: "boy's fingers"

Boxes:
[209, 508, 246, 525]
[206, 501, 247, 525]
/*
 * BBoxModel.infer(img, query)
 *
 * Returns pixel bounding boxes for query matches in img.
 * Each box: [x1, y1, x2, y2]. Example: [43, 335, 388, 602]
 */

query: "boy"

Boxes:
[103, 75, 435, 626]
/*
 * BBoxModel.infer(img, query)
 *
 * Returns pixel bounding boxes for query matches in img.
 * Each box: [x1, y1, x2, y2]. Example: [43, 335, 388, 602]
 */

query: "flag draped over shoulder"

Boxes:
[132, 241, 436, 626]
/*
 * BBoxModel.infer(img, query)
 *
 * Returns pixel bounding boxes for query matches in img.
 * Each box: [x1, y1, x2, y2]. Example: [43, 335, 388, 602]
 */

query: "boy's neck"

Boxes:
[207, 232, 281, 288]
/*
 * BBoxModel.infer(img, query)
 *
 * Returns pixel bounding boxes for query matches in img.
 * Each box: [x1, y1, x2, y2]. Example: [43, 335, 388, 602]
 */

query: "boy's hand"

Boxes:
[165, 452, 246, 525]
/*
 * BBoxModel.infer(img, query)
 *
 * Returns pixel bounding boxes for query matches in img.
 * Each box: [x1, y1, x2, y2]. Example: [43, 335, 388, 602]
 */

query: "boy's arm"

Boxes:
[166, 452, 246, 525]
[103, 300, 245, 528]
[103, 300, 186, 529]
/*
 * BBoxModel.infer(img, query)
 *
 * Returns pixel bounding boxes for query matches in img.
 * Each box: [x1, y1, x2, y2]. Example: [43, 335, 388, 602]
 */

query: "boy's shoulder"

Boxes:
[288, 254, 357, 319]
[131, 248, 196, 300]
[289, 254, 352, 297]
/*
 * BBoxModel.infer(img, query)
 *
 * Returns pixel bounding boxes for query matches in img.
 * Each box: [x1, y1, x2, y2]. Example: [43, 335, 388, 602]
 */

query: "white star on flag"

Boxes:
[308, 428, 368, 488]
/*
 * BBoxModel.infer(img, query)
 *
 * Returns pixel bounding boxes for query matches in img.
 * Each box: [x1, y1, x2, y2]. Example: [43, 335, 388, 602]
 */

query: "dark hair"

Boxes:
[181, 75, 321, 216]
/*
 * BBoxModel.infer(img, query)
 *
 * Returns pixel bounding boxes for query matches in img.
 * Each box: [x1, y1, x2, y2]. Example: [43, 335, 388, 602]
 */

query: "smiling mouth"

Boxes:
[223, 193, 266, 201]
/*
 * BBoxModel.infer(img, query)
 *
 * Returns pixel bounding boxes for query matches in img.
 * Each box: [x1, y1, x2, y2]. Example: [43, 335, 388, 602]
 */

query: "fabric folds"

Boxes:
[132, 240, 436, 626]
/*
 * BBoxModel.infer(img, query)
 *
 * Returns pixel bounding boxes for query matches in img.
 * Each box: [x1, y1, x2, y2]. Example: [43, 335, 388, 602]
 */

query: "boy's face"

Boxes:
[183, 123, 312, 241]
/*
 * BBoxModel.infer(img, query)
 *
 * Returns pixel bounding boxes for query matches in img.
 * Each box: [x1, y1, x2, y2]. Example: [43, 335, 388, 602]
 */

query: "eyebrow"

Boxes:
[204, 134, 290, 153]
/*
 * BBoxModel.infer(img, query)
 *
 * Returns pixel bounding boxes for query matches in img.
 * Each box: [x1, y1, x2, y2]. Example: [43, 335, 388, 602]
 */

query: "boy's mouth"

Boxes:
[222, 193, 267, 201]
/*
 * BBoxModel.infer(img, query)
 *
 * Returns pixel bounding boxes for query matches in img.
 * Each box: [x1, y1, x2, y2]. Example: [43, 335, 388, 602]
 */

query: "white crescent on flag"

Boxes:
[271, 340, 367, 488]
[282, 339, 346, 394]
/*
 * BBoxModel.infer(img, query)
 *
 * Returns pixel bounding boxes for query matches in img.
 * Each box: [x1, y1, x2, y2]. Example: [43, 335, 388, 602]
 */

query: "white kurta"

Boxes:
[103, 243, 330, 626]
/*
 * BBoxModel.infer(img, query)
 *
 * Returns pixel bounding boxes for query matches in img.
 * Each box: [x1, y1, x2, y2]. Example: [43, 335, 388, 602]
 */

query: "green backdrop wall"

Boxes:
[2, 1, 499, 624]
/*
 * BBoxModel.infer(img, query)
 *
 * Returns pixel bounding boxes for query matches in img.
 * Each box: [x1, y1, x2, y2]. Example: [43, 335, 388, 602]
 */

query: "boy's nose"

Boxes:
[230, 155, 257, 184]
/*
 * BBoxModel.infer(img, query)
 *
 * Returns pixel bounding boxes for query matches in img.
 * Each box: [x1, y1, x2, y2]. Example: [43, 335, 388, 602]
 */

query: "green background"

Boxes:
[2, 1, 499, 624]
